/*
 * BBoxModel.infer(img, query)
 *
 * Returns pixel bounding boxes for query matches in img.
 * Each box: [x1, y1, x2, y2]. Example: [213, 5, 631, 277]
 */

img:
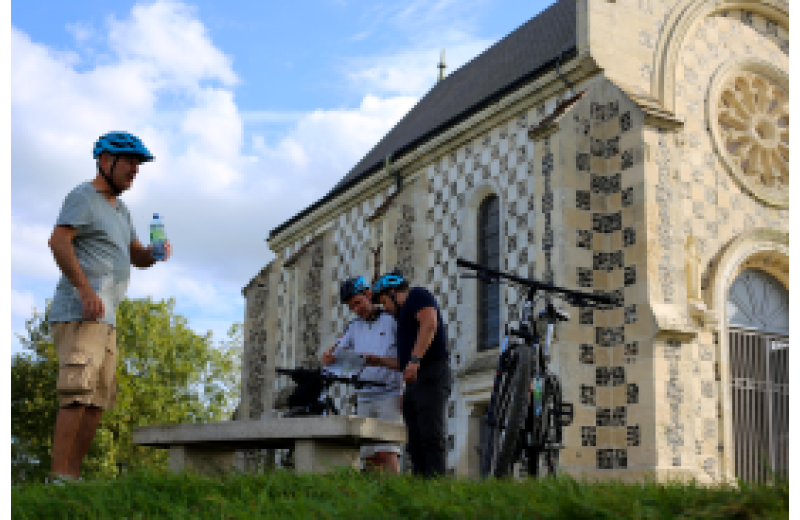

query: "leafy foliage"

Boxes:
[11, 297, 241, 485]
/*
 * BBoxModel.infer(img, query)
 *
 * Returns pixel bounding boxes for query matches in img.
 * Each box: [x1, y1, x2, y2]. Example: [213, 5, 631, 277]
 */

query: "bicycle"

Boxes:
[457, 257, 614, 479]
[273, 365, 387, 469]
[275, 365, 387, 418]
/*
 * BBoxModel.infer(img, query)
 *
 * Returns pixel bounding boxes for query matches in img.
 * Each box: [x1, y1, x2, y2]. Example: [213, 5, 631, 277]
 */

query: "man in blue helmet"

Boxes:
[320, 276, 404, 474]
[367, 271, 452, 479]
[45, 132, 173, 485]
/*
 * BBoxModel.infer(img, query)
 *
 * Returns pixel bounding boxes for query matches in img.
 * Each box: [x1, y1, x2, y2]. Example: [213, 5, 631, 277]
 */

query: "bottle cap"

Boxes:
[153, 213, 159, 219]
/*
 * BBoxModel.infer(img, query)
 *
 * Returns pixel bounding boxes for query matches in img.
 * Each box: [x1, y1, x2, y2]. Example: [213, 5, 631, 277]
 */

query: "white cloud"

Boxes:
[345, 35, 495, 97]
[65, 21, 93, 43]
[10, 218, 61, 280]
[254, 95, 417, 178]
[341, 0, 497, 97]
[107, 1, 238, 89]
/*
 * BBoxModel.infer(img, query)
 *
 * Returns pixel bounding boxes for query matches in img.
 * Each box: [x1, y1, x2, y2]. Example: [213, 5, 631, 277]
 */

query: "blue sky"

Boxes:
[8, 0, 556, 360]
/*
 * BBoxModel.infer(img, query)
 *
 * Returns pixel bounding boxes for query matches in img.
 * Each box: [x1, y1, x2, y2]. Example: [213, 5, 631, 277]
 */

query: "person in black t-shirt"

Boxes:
[366, 271, 452, 478]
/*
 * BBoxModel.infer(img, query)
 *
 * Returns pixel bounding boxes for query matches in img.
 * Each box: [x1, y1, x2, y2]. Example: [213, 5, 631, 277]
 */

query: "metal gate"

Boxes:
[729, 330, 788, 482]
[727, 268, 789, 483]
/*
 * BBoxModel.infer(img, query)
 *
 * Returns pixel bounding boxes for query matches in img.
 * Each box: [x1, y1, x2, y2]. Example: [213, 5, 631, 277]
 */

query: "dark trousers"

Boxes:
[402, 357, 452, 478]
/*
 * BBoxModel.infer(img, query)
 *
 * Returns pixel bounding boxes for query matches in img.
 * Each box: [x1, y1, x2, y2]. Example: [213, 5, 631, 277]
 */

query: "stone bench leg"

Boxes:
[170, 446, 241, 476]
[293, 440, 360, 474]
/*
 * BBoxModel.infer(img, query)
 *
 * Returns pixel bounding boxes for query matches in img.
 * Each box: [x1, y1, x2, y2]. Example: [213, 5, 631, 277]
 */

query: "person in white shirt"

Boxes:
[321, 276, 404, 474]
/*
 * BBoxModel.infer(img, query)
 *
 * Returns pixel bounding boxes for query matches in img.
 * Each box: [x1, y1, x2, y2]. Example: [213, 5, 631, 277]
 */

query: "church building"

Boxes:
[238, 0, 789, 483]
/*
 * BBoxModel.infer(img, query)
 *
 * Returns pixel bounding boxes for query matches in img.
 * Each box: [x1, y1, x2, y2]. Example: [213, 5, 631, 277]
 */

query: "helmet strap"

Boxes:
[389, 291, 400, 315]
[98, 156, 122, 196]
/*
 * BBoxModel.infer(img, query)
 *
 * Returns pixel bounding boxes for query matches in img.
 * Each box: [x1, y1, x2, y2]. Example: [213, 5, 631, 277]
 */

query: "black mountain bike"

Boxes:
[457, 258, 614, 479]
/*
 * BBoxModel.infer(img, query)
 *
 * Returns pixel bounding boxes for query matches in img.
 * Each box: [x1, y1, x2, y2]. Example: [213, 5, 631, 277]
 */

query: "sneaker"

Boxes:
[45, 474, 80, 486]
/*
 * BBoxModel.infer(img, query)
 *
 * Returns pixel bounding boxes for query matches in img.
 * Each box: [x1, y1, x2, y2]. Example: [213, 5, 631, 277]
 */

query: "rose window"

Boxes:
[716, 71, 789, 206]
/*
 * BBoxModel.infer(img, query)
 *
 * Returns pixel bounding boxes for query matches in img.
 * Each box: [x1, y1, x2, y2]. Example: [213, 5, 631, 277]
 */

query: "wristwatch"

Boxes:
[410, 355, 421, 364]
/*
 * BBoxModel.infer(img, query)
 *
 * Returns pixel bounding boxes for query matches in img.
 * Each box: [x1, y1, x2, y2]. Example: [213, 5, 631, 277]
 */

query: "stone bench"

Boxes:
[132, 415, 407, 476]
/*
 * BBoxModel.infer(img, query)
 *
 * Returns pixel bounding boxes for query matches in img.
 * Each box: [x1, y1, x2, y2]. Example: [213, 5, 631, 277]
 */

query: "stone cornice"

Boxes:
[612, 81, 684, 132]
[282, 233, 324, 269]
[527, 90, 586, 142]
[652, 303, 699, 341]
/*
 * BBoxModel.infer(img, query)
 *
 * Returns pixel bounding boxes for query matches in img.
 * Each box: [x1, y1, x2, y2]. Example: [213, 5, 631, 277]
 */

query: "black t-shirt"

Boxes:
[396, 287, 449, 369]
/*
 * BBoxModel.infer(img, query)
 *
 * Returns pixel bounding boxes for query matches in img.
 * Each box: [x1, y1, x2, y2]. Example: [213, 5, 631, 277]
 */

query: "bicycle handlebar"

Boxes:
[456, 257, 615, 305]
[275, 367, 387, 389]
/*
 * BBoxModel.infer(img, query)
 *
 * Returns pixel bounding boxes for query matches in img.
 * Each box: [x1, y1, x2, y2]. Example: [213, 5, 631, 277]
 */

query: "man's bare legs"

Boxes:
[68, 406, 103, 478]
[51, 404, 103, 479]
[365, 452, 401, 475]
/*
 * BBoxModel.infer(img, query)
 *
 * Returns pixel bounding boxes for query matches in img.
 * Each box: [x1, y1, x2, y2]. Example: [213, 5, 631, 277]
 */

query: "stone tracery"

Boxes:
[717, 71, 789, 193]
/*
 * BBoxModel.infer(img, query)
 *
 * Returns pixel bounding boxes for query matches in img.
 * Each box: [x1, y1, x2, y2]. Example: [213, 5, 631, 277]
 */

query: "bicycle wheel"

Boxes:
[490, 346, 533, 478]
[480, 353, 516, 477]
[526, 447, 549, 477]
[541, 377, 563, 476]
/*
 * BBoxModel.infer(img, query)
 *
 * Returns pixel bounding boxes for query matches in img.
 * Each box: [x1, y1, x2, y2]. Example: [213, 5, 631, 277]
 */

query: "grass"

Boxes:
[12, 466, 788, 519]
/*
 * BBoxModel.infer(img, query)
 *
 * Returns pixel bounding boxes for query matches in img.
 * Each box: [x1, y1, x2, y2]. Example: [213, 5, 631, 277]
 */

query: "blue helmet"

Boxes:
[93, 131, 154, 161]
[340, 276, 370, 304]
[372, 271, 407, 298]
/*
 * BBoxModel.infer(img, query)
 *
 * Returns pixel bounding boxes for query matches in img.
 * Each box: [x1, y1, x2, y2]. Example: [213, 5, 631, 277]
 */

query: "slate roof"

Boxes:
[270, 0, 577, 239]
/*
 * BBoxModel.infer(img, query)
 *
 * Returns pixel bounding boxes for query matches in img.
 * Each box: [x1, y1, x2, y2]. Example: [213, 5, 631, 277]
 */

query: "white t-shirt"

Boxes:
[335, 311, 404, 401]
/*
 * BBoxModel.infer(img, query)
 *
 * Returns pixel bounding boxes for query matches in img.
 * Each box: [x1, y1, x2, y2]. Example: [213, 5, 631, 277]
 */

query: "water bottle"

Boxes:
[150, 213, 166, 261]
[533, 377, 543, 417]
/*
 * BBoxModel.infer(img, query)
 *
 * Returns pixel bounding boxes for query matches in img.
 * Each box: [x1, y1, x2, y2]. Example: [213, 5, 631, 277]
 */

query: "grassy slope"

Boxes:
[12, 467, 789, 519]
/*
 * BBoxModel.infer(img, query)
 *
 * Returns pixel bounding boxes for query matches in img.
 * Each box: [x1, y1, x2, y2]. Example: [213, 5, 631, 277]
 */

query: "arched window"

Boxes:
[478, 194, 500, 351]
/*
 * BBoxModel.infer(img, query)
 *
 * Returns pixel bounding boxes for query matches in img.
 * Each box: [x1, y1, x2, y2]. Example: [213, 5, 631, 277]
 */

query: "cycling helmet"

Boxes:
[93, 131, 154, 196]
[93, 132, 154, 161]
[372, 271, 406, 297]
[340, 276, 370, 304]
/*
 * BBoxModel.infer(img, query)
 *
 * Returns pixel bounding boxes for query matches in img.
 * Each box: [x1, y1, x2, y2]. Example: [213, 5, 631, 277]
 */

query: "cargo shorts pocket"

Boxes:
[56, 352, 95, 394]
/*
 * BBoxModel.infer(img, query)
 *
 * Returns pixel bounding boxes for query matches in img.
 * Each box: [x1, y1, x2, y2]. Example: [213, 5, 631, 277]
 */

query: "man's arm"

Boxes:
[49, 225, 92, 293]
[130, 239, 156, 269]
[369, 356, 402, 370]
[410, 307, 438, 360]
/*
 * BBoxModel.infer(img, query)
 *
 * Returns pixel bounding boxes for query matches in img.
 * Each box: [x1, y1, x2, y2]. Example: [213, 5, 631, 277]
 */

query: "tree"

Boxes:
[11, 296, 242, 485]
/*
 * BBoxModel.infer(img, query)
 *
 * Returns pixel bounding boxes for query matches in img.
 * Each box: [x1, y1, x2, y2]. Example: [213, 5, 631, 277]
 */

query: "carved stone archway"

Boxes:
[704, 228, 789, 482]
[651, 0, 789, 112]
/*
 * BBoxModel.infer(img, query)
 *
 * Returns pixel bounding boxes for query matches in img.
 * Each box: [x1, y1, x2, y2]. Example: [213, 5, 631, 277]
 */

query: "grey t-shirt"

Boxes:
[48, 181, 138, 329]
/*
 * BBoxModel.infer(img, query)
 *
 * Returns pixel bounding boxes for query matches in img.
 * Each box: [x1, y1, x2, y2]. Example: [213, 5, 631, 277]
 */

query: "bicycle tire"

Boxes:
[526, 377, 561, 477]
[541, 377, 562, 476]
[480, 352, 516, 477]
[492, 346, 533, 478]
[526, 447, 548, 477]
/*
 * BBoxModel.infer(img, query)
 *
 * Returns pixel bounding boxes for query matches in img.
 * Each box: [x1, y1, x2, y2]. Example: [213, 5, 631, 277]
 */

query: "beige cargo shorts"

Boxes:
[52, 321, 118, 410]
[358, 395, 404, 458]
